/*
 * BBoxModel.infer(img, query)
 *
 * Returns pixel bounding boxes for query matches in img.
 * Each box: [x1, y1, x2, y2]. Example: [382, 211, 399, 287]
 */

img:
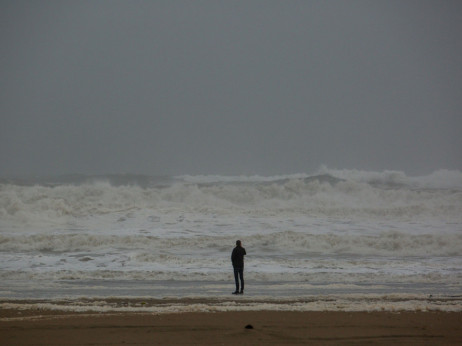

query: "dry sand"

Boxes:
[1, 301, 461, 345]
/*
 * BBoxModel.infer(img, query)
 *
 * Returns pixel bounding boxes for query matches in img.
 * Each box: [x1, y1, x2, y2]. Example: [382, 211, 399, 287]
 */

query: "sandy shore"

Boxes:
[1, 300, 461, 345]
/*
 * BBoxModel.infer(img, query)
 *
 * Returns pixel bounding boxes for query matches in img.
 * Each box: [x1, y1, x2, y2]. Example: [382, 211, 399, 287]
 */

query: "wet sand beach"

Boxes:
[1, 300, 461, 345]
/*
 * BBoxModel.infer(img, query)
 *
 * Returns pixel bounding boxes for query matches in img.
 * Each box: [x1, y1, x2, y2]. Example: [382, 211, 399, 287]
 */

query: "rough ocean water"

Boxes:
[1, 168, 461, 312]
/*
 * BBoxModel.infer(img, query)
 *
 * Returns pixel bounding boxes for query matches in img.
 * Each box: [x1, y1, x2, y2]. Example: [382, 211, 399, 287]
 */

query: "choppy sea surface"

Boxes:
[1, 168, 461, 311]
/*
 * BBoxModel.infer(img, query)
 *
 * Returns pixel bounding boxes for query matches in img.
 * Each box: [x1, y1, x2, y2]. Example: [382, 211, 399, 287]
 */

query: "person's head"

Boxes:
[236, 240, 241, 247]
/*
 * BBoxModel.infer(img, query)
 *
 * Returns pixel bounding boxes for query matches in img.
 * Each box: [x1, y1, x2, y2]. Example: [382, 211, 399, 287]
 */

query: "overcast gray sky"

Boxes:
[1, 0, 461, 176]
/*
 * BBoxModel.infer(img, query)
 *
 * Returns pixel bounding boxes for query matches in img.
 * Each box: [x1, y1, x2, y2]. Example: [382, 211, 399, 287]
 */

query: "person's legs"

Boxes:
[238, 268, 244, 293]
[233, 267, 240, 292]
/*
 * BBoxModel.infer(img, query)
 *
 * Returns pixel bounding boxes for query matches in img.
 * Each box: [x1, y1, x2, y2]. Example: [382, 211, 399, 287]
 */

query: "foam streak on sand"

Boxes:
[1, 294, 462, 320]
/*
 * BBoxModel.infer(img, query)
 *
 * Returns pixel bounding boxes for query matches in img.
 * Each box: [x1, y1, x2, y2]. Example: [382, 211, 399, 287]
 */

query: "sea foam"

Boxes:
[1, 169, 461, 301]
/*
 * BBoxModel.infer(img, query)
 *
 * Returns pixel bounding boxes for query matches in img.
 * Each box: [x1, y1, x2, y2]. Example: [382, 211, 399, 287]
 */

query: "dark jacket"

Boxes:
[231, 246, 246, 268]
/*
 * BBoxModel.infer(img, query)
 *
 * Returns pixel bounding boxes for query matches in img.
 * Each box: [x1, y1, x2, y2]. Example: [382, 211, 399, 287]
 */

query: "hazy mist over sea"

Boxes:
[1, 1, 461, 178]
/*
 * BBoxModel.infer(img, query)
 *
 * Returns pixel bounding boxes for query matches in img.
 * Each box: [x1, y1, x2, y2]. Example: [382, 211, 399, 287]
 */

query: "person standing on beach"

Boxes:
[231, 240, 246, 294]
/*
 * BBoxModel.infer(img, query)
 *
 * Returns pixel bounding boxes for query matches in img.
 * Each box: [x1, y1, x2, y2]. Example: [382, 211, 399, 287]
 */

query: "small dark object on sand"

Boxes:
[245, 324, 253, 329]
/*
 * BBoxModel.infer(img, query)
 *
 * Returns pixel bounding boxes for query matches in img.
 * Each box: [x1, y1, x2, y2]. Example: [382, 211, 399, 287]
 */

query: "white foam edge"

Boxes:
[1, 293, 461, 320]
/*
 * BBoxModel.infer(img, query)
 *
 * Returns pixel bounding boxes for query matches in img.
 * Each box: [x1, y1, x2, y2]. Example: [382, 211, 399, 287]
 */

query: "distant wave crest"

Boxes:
[1, 169, 461, 226]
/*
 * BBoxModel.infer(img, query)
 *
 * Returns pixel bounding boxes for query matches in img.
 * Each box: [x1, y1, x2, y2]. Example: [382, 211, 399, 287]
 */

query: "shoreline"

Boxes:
[1, 294, 461, 319]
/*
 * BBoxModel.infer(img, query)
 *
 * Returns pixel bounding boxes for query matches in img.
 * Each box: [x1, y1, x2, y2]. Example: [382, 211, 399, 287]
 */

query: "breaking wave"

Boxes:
[1, 230, 461, 257]
[1, 169, 461, 225]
